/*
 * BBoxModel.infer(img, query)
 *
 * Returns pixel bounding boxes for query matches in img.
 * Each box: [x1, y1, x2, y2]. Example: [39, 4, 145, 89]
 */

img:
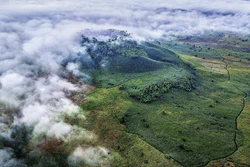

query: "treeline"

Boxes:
[125, 75, 197, 103]
[80, 34, 148, 67]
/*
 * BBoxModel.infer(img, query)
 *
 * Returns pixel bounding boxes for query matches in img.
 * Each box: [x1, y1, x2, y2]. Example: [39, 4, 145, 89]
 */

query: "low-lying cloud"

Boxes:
[68, 146, 110, 166]
[1, 0, 250, 40]
[0, 0, 249, 166]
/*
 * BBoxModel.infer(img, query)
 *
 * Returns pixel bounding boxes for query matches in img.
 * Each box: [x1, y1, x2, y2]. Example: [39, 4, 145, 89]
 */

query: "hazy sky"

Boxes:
[0, 0, 249, 166]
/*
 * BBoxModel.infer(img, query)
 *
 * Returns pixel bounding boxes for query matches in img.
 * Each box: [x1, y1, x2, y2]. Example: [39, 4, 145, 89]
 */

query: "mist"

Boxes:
[0, 0, 250, 166]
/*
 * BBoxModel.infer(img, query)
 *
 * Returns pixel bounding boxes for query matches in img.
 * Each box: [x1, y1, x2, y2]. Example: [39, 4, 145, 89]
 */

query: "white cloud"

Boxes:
[1, 0, 250, 39]
[0, 72, 31, 106]
[21, 103, 48, 126]
[47, 122, 72, 140]
[68, 146, 110, 166]
[0, 4, 98, 165]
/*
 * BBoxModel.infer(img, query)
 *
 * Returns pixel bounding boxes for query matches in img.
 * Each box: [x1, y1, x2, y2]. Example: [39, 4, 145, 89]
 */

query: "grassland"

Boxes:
[205, 54, 250, 167]
[74, 35, 250, 166]
[124, 54, 245, 166]
[80, 88, 181, 167]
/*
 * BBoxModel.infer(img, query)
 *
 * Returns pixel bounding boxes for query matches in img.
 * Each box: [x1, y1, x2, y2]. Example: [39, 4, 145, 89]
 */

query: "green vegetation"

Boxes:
[143, 42, 182, 64]
[206, 56, 250, 167]
[123, 54, 244, 166]
[73, 35, 250, 166]
[80, 87, 181, 167]
[80, 37, 197, 103]
[122, 67, 196, 102]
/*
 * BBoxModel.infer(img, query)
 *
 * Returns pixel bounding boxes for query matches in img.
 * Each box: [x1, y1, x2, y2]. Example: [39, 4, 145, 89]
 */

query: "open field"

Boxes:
[76, 35, 250, 166]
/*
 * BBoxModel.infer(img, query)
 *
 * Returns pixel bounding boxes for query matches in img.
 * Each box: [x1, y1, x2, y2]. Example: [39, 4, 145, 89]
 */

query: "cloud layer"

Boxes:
[0, 0, 249, 166]
[1, 0, 250, 40]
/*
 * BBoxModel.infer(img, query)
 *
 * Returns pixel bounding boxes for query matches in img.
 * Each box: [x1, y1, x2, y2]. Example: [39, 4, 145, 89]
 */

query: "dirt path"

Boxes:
[207, 50, 249, 167]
